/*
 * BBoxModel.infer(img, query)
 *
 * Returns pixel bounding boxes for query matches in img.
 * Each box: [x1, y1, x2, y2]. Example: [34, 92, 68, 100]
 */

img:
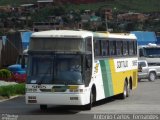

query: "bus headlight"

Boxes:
[68, 86, 85, 93]
[69, 88, 84, 93]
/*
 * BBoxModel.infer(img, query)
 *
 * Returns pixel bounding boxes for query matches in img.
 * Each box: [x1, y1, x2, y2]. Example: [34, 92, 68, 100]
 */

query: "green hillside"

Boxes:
[66, 0, 160, 13]
[0, 0, 160, 12]
[0, 0, 37, 6]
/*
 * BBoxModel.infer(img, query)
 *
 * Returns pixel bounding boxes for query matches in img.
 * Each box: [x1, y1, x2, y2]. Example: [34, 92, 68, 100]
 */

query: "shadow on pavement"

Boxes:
[28, 96, 117, 115]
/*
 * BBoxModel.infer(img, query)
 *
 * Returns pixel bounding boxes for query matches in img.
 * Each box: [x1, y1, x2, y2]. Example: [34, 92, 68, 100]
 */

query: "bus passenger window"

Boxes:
[123, 41, 129, 55]
[139, 48, 144, 57]
[101, 41, 109, 56]
[116, 41, 123, 56]
[109, 41, 116, 55]
[134, 41, 137, 55]
[129, 41, 134, 55]
[94, 40, 101, 57]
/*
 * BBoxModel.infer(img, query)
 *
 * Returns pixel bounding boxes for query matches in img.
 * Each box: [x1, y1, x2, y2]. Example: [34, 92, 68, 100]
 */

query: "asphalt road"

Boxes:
[0, 79, 160, 120]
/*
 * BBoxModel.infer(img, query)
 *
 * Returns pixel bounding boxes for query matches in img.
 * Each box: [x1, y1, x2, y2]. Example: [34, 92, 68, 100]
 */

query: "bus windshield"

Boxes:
[27, 54, 83, 85]
[144, 48, 160, 57]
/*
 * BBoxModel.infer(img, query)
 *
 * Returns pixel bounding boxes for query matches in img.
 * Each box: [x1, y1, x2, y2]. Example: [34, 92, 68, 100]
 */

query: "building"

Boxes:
[55, 0, 104, 4]
[0, 5, 12, 13]
[0, 32, 22, 68]
[21, 31, 33, 50]
[33, 22, 63, 31]
[102, 8, 113, 20]
[118, 13, 147, 22]
[20, 4, 36, 14]
[131, 31, 157, 45]
[37, 0, 54, 9]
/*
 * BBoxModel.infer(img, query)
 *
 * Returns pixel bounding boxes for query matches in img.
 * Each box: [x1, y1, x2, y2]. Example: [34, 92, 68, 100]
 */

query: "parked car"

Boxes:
[7, 50, 28, 83]
[7, 64, 27, 83]
[138, 60, 160, 81]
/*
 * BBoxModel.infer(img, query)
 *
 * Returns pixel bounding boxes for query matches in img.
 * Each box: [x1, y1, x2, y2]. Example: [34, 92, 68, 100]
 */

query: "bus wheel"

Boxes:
[126, 81, 130, 97]
[40, 105, 47, 111]
[119, 81, 129, 99]
[85, 91, 94, 110]
[148, 72, 156, 81]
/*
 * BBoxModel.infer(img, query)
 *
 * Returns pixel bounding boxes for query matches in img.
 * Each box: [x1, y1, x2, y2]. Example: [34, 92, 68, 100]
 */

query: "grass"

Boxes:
[0, 84, 25, 98]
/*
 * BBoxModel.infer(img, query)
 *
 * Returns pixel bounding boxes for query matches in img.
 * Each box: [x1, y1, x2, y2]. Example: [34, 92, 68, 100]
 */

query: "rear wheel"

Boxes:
[148, 72, 156, 81]
[126, 81, 130, 97]
[40, 105, 47, 111]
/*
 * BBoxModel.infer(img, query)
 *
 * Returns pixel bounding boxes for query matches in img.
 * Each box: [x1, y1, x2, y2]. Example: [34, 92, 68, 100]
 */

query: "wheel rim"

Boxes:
[124, 83, 127, 97]
[150, 73, 155, 81]
[90, 92, 93, 106]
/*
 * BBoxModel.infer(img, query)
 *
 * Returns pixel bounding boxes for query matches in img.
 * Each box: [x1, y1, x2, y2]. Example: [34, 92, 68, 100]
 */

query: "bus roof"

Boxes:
[31, 30, 137, 40]
[94, 32, 137, 40]
[31, 30, 93, 38]
[138, 43, 160, 48]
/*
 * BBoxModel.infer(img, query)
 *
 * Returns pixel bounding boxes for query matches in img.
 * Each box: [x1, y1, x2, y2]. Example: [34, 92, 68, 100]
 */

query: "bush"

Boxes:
[0, 84, 25, 98]
[0, 69, 12, 80]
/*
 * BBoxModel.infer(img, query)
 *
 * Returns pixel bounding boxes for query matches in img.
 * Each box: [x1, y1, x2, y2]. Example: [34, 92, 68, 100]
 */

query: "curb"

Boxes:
[0, 95, 21, 103]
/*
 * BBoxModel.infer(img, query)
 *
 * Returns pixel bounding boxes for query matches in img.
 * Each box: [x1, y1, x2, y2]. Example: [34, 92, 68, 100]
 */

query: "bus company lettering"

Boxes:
[32, 85, 46, 89]
[132, 60, 138, 66]
[117, 60, 128, 68]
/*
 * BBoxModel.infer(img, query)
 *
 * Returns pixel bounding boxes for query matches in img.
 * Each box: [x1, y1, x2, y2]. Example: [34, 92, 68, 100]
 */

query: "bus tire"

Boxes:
[40, 105, 47, 111]
[119, 81, 129, 99]
[126, 81, 130, 97]
[148, 72, 156, 81]
[85, 90, 94, 110]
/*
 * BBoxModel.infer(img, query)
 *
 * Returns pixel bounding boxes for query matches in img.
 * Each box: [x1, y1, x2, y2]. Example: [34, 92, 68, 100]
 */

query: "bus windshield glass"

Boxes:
[144, 48, 160, 57]
[27, 54, 83, 85]
[29, 38, 84, 52]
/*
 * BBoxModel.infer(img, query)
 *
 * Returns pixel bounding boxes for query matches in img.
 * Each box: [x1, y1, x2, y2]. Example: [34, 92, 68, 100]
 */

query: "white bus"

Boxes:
[25, 30, 138, 110]
[138, 43, 160, 65]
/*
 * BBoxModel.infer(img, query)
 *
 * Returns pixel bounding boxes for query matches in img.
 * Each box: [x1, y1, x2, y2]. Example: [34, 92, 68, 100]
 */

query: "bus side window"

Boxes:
[101, 40, 109, 56]
[116, 41, 123, 56]
[94, 40, 101, 57]
[134, 41, 137, 55]
[123, 41, 129, 55]
[139, 48, 144, 57]
[109, 41, 116, 56]
[129, 41, 134, 56]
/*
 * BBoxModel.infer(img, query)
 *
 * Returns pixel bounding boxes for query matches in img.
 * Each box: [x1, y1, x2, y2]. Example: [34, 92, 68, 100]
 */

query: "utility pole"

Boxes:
[105, 16, 108, 31]
[105, 11, 108, 31]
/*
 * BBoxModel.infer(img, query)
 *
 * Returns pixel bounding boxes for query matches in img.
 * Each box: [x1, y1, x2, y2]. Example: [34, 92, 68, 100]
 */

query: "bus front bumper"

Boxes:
[25, 92, 90, 105]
